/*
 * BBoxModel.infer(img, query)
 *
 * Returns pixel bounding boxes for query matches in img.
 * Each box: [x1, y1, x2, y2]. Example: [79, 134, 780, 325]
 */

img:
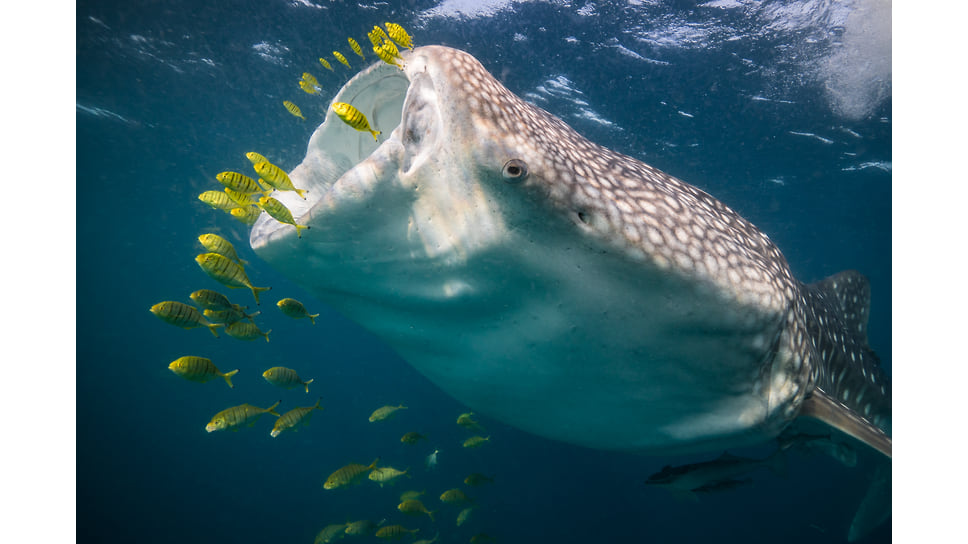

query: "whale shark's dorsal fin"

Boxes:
[800, 389, 891, 458]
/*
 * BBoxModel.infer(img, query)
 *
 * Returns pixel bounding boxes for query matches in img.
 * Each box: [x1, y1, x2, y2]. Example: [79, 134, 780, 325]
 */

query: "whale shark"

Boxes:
[250, 46, 891, 459]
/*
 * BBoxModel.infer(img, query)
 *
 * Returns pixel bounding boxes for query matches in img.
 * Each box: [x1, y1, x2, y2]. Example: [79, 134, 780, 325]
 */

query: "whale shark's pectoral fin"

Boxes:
[800, 389, 891, 458]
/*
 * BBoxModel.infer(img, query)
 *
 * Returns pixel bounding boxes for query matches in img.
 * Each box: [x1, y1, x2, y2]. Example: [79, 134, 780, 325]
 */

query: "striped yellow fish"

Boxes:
[348, 37, 364, 58]
[224, 320, 271, 342]
[369, 25, 389, 45]
[283, 100, 306, 120]
[400, 431, 426, 444]
[344, 520, 379, 537]
[202, 307, 260, 325]
[369, 466, 409, 487]
[333, 51, 351, 68]
[276, 297, 319, 324]
[331, 102, 381, 141]
[224, 187, 259, 206]
[215, 171, 265, 195]
[369, 404, 407, 422]
[373, 43, 404, 69]
[462, 435, 490, 448]
[385, 22, 413, 50]
[315, 524, 348, 544]
[257, 196, 311, 238]
[230, 206, 263, 226]
[194, 252, 271, 304]
[245, 151, 269, 166]
[149, 301, 222, 337]
[301, 72, 319, 86]
[456, 412, 485, 432]
[318, 57, 334, 71]
[263, 366, 314, 392]
[375, 525, 419, 540]
[439, 488, 471, 504]
[299, 80, 319, 95]
[168, 356, 238, 388]
[324, 459, 379, 490]
[397, 499, 434, 521]
[378, 36, 403, 61]
[271, 398, 324, 437]
[252, 161, 308, 199]
[189, 289, 238, 311]
[198, 233, 247, 265]
[198, 190, 239, 211]
[205, 400, 281, 432]
[456, 507, 473, 527]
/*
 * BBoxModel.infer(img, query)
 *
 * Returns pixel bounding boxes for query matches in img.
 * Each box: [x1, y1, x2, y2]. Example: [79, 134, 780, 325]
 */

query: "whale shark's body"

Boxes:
[250, 46, 890, 459]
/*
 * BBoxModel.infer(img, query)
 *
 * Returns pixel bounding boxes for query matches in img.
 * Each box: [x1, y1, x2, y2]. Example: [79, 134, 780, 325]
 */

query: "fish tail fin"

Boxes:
[245, 310, 261, 322]
[309, 313, 319, 325]
[370, 129, 381, 141]
[368, 458, 380, 470]
[295, 188, 308, 200]
[266, 400, 282, 417]
[294, 223, 310, 238]
[250, 285, 272, 305]
[207, 323, 222, 338]
[304, 378, 315, 393]
[222, 369, 239, 388]
[313, 397, 323, 410]
[428, 510, 435, 522]
[263, 329, 272, 343]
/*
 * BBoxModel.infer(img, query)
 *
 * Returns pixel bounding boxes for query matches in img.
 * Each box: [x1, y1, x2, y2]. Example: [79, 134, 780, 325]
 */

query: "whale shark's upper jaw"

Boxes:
[249, 46, 888, 457]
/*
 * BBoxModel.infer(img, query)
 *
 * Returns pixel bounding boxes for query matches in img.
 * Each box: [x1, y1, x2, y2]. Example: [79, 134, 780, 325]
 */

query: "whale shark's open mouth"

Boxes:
[248, 46, 889, 459]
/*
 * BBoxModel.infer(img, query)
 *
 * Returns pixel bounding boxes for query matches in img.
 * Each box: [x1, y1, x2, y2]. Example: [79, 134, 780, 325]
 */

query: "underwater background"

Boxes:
[75, 1, 893, 543]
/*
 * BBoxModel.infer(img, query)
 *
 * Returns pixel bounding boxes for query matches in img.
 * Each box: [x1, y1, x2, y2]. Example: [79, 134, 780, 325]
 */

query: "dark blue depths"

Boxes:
[77, 1, 891, 543]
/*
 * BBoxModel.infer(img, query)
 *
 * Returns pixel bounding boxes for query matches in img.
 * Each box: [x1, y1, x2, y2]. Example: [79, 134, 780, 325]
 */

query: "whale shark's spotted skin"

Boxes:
[251, 46, 890, 457]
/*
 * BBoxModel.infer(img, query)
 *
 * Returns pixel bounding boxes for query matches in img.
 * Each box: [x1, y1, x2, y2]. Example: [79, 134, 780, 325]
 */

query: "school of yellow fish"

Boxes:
[150, 20, 502, 542]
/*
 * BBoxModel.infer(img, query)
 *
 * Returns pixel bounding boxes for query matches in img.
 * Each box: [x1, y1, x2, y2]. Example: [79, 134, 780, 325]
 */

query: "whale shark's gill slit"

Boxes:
[577, 211, 589, 224]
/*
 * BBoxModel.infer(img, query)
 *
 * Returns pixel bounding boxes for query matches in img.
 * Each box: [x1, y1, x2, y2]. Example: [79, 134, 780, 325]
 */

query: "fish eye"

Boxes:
[502, 159, 528, 183]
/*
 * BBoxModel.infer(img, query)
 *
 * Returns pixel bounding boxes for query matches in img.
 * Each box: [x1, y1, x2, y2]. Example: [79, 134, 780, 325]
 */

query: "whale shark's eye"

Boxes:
[502, 159, 528, 183]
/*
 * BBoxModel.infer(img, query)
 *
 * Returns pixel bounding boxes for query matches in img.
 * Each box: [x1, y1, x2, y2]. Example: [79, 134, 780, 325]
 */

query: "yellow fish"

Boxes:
[369, 25, 389, 45]
[463, 473, 494, 486]
[331, 102, 381, 141]
[368, 404, 407, 422]
[368, 466, 409, 486]
[271, 398, 324, 437]
[276, 297, 319, 324]
[257, 196, 311, 238]
[283, 100, 306, 120]
[344, 520, 379, 537]
[318, 57, 334, 71]
[198, 233, 246, 265]
[378, 36, 403, 61]
[397, 499, 434, 521]
[414, 533, 439, 544]
[315, 524, 348, 544]
[301, 72, 319, 86]
[189, 289, 241, 312]
[245, 151, 269, 165]
[375, 525, 418, 540]
[324, 458, 379, 490]
[205, 400, 281, 432]
[224, 187, 259, 206]
[385, 22, 413, 50]
[252, 161, 308, 199]
[149, 301, 222, 337]
[230, 206, 263, 226]
[400, 490, 425, 502]
[198, 190, 239, 211]
[224, 320, 271, 342]
[215, 171, 266, 195]
[456, 412, 485, 432]
[348, 37, 364, 58]
[202, 307, 260, 325]
[168, 356, 238, 387]
[299, 80, 319, 95]
[195, 252, 271, 305]
[456, 507, 473, 527]
[263, 366, 314, 392]
[333, 50, 351, 68]
[373, 43, 404, 69]
[400, 431, 427, 444]
[439, 488, 471, 504]
[462, 435, 490, 448]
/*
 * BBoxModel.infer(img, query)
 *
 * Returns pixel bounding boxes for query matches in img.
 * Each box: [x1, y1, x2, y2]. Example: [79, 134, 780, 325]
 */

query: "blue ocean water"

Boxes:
[76, 1, 891, 543]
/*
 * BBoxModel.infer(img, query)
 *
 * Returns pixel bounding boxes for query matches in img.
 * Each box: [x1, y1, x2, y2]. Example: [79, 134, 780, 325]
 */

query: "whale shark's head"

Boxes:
[249, 46, 887, 456]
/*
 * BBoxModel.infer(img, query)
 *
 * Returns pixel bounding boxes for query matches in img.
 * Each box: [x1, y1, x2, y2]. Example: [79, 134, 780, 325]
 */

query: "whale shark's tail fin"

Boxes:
[798, 271, 891, 458]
